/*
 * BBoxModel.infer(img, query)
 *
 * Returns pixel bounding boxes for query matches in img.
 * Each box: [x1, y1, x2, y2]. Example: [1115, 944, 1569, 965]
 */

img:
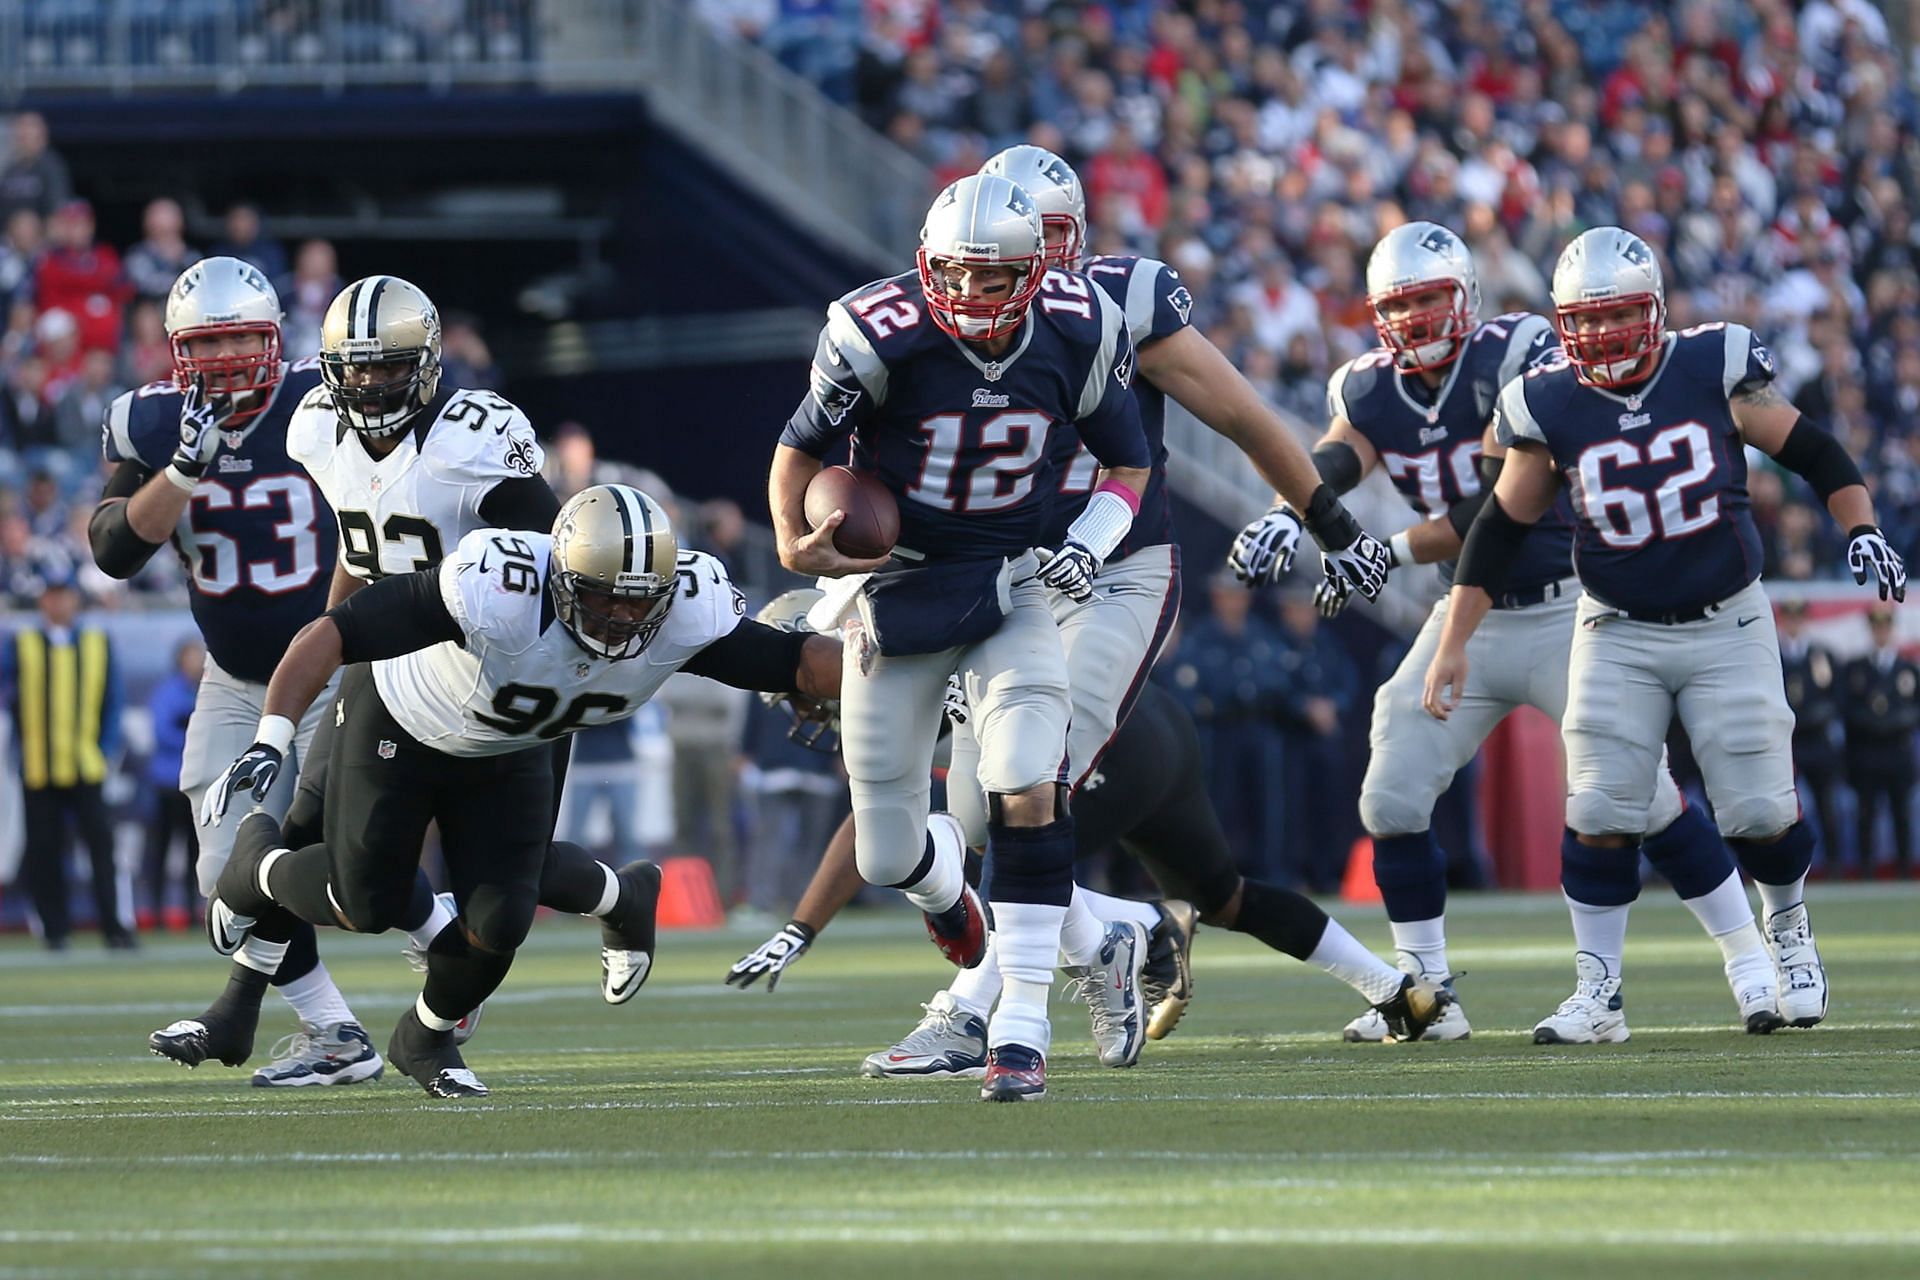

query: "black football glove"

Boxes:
[725, 921, 817, 991]
[1847, 525, 1907, 602]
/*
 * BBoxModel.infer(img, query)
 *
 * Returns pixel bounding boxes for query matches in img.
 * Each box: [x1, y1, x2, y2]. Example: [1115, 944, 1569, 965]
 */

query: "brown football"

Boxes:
[804, 466, 899, 560]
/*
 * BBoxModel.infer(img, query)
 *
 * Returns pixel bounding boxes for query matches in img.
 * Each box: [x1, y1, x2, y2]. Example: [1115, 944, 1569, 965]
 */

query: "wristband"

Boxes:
[163, 464, 200, 493]
[1063, 488, 1136, 561]
[1389, 529, 1414, 569]
[784, 920, 818, 944]
[252, 714, 296, 756]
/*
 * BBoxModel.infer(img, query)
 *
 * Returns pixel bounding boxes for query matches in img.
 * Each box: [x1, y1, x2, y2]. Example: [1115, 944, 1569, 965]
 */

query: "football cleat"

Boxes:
[980, 1044, 1047, 1102]
[400, 893, 484, 1045]
[148, 1006, 257, 1069]
[861, 992, 989, 1078]
[1763, 902, 1828, 1028]
[600, 859, 663, 1004]
[1063, 919, 1147, 1067]
[1344, 954, 1470, 1042]
[1141, 899, 1197, 1041]
[250, 1022, 385, 1087]
[387, 1007, 489, 1098]
[1532, 952, 1630, 1044]
[923, 881, 988, 970]
[205, 812, 286, 955]
[1373, 974, 1457, 1043]
[1726, 948, 1786, 1035]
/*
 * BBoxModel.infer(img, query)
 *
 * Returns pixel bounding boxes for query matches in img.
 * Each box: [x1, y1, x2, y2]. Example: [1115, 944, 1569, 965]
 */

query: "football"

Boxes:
[804, 465, 899, 560]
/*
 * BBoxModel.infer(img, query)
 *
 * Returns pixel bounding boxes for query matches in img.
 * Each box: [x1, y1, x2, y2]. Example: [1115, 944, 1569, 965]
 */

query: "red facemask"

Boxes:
[171, 322, 283, 423]
[1368, 281, 1472, 373]
[1554, 294, 1665, 388]
[916, 250, 1045, 341]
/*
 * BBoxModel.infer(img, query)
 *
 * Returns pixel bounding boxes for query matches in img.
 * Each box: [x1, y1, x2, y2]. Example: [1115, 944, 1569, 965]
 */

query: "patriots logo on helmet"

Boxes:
[1418, 226, 1458, 257]
[1620, 237, 1654, 267]
[1006, 188, 1037, 218]
[1040, 154, 1077, 194]
[811, 369, 863, 426]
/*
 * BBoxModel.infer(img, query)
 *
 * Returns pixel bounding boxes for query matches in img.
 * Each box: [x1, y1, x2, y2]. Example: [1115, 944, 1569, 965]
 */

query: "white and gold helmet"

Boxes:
[550, 484, 679, 661]
[319, 274, 443, 439]
[981, 145, 1087, 271]
[755, 587, 837, 751]
[165, 256, 284, 423]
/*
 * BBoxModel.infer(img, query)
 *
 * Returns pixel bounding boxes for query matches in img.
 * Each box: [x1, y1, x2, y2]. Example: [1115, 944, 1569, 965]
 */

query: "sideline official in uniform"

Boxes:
[2, 564, 129, 949]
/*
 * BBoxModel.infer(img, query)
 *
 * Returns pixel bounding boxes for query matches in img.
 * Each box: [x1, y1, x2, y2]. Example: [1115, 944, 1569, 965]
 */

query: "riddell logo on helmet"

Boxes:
[953, 242, 1001, 259]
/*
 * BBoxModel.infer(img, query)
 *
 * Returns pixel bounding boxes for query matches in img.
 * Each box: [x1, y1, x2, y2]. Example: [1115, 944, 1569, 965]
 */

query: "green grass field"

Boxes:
[3, 885, 1918, 1279]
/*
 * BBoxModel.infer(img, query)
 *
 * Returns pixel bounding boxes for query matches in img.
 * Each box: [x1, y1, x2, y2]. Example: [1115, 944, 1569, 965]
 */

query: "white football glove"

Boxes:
[1847, 526, 1907, 602]
[1321, 530, 1392, 603]
[1313, 574, 1353, 619]
[1228, 505, 1304, 586]
[198, 742, 283, 827]
[1038, 540, 1099, 602]
[942, 673, 969, 726]
[724, 921, 816, 991]
[168, 379, 230, 485]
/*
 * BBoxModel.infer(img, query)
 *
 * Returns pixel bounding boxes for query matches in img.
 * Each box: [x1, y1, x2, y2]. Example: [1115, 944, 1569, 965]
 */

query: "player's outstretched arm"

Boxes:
[1139, 327, 1325, 508]
[1733, 382, 1906, 601]
[1422, 442, 1561, 719]
[726, 813, 867, 990]
[684, 620, 843, 701]
[1227, 412, 1391, 599]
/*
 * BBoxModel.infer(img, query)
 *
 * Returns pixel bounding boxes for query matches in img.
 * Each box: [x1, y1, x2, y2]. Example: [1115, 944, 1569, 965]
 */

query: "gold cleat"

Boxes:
[1142, 899, 1198, 1041]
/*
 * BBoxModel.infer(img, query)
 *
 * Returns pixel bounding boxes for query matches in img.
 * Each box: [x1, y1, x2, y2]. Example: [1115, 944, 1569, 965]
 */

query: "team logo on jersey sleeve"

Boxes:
[1752, 344, 1775, 375]
[1166, 284, 1193, 324]
[505, 435, 539, 476]
[811, 368, 863, 425]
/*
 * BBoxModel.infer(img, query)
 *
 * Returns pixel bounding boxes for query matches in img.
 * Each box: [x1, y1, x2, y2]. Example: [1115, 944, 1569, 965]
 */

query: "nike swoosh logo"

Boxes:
[1737, 616, 1761, 627]
[606, 953, 652, 1000]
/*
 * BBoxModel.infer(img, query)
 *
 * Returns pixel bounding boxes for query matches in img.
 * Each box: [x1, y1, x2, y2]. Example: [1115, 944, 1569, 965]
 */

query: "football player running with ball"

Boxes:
[1426, 227, 1906, 1040]
[1248, 223, 1778, 1042]
[772, 173, 1155, 1101]
[90, 259, 385, 1087]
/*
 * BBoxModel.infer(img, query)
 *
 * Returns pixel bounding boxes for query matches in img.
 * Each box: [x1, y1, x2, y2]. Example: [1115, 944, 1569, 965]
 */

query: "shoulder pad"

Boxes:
[1102, 256, 1192, 349]
[830, 271, 932, 361]
[439, 528, 550, 655]
[1070, 285, 1133, 419]
[103, 382, 185, 467]
[1492, 313, 1557, 389]
[663, 549, 745, 651]
[284, 390, 336, 466]
[426, 390, 545, 484]
[1327, 351, 1394, 423]
[1497, 359, 1570, 447]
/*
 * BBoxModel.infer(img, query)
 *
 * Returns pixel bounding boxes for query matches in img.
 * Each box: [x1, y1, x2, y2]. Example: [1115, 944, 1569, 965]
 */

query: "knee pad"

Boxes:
[1729, 820, 1815, 888]
[1359, 787, 1435, 841]
[462, 887, 536, 954]
[1713, 794, 1800, 842]
[983, 813, 1075, 907]
[851, 803, 929, 887]
[1566, 785, 1651, 839]
[1559, 831, 1642, 907]
[1640, 803, 1736, 900]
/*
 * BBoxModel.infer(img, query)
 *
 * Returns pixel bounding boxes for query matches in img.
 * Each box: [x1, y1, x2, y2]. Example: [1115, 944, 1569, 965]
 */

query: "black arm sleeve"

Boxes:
[680, 619, 810, 694]
[1311, 441, 1364, 495]
[1771, 417, 1865, 501]
[327, 569, 464, 664]
[89, 461, 165, 580]
[1445, 453, 1505, 538]
[477, 475, 562, 532]
[1453, 494, 1536, 593]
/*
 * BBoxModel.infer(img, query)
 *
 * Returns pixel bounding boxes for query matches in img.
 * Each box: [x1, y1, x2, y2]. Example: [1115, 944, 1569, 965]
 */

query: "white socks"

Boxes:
[1756, 875, 1808, 920]
[1058, 888, 1105, 967]
[590, 862, 622, 918]
[1388, 915, 1450, 981]
[946, 932, 1003, 1021]
[415, 993, 459, 1032]
[1309, 921, 1407, 1005]
[1564, 894, 1629, 983]
[1074, 887, 1163, 933]
[901, 825, 964, 916]
[236, 936, 288, 977]
[405, 893, 458, 953]
[988, 901, 1064, 1054]
[279, 963, 355, 1030]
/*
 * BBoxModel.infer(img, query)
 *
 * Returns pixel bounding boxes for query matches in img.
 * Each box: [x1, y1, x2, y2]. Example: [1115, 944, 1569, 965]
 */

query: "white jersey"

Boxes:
[373, 528, 745, 757]
[287, 385, 545, 581]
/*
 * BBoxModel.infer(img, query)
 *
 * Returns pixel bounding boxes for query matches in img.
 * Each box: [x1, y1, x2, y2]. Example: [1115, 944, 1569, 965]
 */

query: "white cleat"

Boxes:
[1532, 951, 1631, 1044]
[1763, 902, 1828, 1028]
[600, 948, 653, 1005]
[1343, 953, 1471, 1042]
[1062, 920, 1148, 1068]
[861, 992, 988, 1078]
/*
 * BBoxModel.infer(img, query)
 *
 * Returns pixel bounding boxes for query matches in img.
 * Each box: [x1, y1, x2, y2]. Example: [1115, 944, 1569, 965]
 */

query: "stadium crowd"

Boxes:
[9, 0, 1920, 942]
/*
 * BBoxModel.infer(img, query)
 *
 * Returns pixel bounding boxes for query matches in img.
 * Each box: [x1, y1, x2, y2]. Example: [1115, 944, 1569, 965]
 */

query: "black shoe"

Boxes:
[104, 930, 140, 951]
[599, 860, 663, 1005]
[1374, 974, 1455, 1042]
[387, 1008, 489, 1098]
[149, 1003, 259, 1069]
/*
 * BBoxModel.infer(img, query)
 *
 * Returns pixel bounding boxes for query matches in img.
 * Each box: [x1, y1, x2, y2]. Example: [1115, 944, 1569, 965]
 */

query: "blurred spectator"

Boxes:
[439, 311, 500, 391]
[119, 298, 174, 388]
[54, 349, 124, 454]
[662, 673, 749, 908]
[22, 469, 66, 539]
[1846, 604, 1919, 876]
[0, 207, 41, 309]
[34, 202, 127, 355]
[3, 355, 57, 451]
[1777, 599, 1849, 873]
[142, 638, 202, 930]
[209, 203, 288, 282]
[279, 239, 342, 359]
[0, 113, 72, 224]
[34, 308, 85, 405]
[1, 567, 131, 950]
[1159, 576, 1289, 882]
[555, 720, 647, 865]
[1274, 590, 1358, 893]
[0, 511, 47, 603]
[122, 198, 199, 304]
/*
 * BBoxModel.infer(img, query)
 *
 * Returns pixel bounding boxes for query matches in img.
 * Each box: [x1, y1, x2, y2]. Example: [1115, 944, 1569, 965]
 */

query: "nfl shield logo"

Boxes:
[377, 740, 397, 760]
[576, 662, 591, 677]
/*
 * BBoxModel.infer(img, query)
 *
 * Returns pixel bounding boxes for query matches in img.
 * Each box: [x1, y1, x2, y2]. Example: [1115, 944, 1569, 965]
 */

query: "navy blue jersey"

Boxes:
[1332, 312, 1575, 595]
[781, 268, 1148, 563]
[1037, 253, 1193, 560]
[1496, 322, 1773, 614]
[102, 360, 336, 683]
